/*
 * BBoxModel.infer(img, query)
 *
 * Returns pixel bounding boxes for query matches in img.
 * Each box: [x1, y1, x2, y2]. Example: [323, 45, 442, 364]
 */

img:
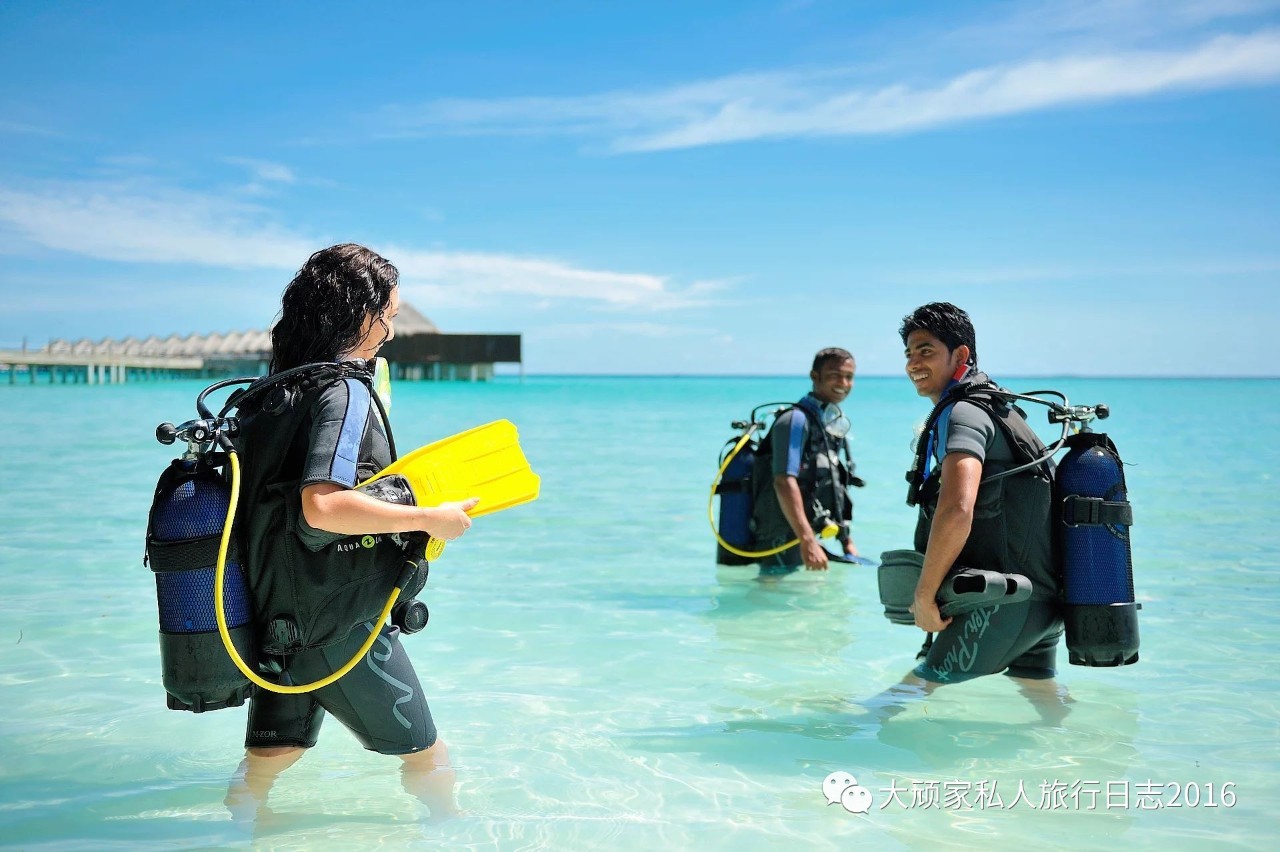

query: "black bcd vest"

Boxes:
[751, 401, 861, 547]
[907, 374, 1060, 599]
[231, 367, 421, 653]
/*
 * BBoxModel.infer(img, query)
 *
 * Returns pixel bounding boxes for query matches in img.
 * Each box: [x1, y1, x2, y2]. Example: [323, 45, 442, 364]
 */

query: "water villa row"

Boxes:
[1, 304, 522, 384]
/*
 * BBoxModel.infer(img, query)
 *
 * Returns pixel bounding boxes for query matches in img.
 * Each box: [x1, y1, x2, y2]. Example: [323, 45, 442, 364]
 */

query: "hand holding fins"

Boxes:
[357, 419, 540, 561]
[878, 551, 1033, 625]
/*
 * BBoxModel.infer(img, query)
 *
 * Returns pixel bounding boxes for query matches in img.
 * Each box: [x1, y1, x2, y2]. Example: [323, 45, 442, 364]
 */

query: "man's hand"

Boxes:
[911, 594, 952, 633]
[801, 537, 829, 571]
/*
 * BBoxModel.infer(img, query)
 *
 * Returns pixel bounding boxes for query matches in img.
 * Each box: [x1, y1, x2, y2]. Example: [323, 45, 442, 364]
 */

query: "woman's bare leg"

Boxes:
[399, 739, 458, 819]
[224, 746, 307, 826]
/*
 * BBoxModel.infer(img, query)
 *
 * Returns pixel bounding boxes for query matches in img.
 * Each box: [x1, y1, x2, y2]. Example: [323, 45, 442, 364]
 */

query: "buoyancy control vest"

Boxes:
[146, 360, 430, 712]
[751, 396, 860, 551]
[233, 370, 421, 654]
[906, 372, 1060, 601]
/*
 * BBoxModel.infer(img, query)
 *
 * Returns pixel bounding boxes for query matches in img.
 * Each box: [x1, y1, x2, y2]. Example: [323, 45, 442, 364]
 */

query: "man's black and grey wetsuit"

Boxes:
[751, 392, 858, 575]
[234, 368, 436, 754]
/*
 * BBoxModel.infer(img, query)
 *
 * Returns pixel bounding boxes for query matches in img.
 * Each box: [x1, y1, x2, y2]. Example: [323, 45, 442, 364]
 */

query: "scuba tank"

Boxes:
[146, 444, 255, 712]
[1056, 428, 1140, 666]
[713, 419, 760, 566]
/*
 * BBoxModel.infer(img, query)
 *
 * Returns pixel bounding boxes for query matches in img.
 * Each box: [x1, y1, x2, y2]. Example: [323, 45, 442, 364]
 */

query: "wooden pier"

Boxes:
[0, 350, 214, 384]
[2, 303, 521, 385]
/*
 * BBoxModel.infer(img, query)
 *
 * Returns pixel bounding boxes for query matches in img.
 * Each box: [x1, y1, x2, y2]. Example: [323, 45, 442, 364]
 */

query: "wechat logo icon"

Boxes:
[822, 771, 873, 814]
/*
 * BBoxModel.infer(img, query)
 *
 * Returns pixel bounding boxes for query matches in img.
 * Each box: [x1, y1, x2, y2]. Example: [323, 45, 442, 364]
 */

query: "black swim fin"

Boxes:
[937, 568, 1032, 618]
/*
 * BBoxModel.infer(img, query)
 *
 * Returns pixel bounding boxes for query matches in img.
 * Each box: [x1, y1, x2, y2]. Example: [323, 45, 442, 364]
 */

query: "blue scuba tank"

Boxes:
[145, 458, 256, 711]
[715, 435, 757, 565]
[1056, 432, 1140, 666]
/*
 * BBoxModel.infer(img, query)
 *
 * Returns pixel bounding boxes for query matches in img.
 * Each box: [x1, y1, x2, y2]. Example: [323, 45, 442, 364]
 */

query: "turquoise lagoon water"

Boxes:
[0, 375, 1276, 850]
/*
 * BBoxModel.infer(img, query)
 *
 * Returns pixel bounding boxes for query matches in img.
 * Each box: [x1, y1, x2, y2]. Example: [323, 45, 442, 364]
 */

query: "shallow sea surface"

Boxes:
[0, 375, 1276, 850]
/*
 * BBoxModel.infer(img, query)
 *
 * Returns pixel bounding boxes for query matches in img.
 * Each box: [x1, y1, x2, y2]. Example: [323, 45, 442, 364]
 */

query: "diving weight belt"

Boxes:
[357, 419, 541, 559]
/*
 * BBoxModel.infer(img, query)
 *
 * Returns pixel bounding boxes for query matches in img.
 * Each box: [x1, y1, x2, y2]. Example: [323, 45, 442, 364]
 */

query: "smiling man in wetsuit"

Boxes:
[750, 348, 863, 577]
[899, 303, 1065, 704]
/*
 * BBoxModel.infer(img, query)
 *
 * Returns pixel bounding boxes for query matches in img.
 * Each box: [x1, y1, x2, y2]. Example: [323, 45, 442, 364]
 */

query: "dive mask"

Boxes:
[823, 403, 851, 439]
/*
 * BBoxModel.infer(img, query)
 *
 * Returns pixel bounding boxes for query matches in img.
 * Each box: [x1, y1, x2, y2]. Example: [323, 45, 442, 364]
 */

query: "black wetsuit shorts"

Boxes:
[245, 623, 437, 755]
[914, 600, 1063, 683]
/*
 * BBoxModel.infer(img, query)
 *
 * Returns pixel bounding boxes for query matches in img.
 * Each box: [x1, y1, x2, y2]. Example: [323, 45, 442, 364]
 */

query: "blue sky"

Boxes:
[1, 0, 1277, 376]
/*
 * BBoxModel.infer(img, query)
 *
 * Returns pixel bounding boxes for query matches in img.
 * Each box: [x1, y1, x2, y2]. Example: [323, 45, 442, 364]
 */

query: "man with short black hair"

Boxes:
[899, 302, 1064, 691]
[750, 348, 863, 576]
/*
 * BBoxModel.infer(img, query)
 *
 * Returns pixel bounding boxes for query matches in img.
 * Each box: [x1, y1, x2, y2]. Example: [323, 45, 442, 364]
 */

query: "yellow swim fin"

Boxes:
[357, 419, 540, 560]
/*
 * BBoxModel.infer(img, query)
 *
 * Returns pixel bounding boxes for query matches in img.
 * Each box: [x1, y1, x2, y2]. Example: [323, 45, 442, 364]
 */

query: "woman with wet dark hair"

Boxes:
[270, 243, 402, 372]
[226, 244, 474, 824]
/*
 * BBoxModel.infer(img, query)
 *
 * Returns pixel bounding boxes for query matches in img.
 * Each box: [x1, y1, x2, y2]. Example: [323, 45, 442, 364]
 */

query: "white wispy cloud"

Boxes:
[389, 246, 730, 310]
[0, 180, 714, 309]
[381, 28, 1280, 152]
[0, 182, 311, 268]
[223, 157, 297, 184]
[877, 258, 1280, 287]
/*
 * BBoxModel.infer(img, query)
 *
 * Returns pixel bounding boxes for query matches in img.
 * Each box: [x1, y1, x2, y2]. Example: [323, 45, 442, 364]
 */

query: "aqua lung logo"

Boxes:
[337, 535, 384, 553]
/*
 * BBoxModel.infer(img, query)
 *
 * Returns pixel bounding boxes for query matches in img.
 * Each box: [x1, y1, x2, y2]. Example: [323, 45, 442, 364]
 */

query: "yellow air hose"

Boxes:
[707, 425, 837, 559]
[215, 450, 405, 694]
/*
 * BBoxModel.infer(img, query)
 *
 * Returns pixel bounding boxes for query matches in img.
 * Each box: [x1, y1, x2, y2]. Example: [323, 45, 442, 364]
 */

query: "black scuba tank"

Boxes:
[145, 457, 256, 711]
[1056, 431, 1140, 666]
[714, 432, 757, 566]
